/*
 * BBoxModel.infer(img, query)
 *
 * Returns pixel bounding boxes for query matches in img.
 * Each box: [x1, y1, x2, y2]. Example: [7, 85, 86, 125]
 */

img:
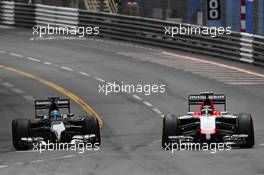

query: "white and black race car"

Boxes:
[12, 97, 101, 150]
[162, 92, 255, 149]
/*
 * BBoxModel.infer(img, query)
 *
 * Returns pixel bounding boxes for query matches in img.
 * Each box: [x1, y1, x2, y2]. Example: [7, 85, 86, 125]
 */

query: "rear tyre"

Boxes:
[238, 113, 255, 148]
[84, 116, 101, 146]
[162, 114, 180, 149]
[12, 119, 31, 150]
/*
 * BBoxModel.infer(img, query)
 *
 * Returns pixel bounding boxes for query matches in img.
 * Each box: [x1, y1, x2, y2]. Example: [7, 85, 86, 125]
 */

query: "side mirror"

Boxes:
[36, 115, 44, 119]
[36, 115, 48, 119]
[221, 111, 228, 115]
[67, 113, 74, 118]
[187, 112, 194, 115]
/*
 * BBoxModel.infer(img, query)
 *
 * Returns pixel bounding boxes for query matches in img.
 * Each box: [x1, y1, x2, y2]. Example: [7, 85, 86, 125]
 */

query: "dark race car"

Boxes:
[162, 92, 255, 149]
[12, 97, 101, 150]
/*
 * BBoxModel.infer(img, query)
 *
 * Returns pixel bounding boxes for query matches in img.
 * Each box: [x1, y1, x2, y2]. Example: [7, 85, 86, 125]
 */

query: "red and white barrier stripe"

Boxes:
[240, 0, 254, 63]
[241, 0, 246, 32]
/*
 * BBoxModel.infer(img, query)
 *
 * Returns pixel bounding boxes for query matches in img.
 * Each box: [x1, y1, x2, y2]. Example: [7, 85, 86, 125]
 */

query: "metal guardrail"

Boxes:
[0, 1, 263, 66]
[0, 1, 15, 25]
[253, 35, 264, 66]
[35, 4, 78, 27]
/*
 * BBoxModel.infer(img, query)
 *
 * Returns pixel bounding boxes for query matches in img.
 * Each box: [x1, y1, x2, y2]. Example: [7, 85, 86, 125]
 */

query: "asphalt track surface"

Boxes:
[0, 26, 264, 175]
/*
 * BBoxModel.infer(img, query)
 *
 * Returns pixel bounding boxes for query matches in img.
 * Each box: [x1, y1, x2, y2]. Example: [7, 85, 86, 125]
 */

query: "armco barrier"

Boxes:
[253, 35, 264, 66]
[0, 1, 15, 25]
[0, 1, 263, 67]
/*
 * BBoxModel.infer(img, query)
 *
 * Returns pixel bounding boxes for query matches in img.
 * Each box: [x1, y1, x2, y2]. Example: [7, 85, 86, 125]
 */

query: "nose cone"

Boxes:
[50, 122, 66, 141]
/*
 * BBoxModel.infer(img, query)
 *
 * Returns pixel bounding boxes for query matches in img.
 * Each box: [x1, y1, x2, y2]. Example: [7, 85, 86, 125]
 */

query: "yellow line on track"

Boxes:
[0, 65, 103, 128]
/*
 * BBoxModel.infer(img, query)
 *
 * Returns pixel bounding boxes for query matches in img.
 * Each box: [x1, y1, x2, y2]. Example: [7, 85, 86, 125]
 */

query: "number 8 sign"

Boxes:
[207, 0, 221, 20]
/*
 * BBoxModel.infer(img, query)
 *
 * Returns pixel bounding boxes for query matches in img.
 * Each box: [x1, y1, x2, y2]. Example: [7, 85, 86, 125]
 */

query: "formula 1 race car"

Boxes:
[162, 92, 255, 149]
[12, 97, 101, 150]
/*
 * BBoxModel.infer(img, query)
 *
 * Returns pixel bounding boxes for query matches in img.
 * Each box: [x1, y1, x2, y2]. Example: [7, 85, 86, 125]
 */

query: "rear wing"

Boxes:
[34, 97, 70, 117]
[188, 93, 226, 111]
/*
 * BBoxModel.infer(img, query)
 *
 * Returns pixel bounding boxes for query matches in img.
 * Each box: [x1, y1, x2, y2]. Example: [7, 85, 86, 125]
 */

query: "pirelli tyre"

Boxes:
[12, 119, 31, 150]
[162, 114, 180, 149]
[238, 113, 255, 148]
[84, 116, 101, 146]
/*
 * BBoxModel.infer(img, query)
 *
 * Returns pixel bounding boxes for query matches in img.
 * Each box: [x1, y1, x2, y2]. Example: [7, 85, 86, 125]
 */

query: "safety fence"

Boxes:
[0, 1, 263, 66]
[83, 0, 117, 14]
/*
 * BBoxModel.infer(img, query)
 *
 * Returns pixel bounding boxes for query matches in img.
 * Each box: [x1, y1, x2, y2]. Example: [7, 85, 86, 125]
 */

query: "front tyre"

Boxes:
[238, 113, 255, 148]
[12, 119, 31, 150]
[84, 116, 101, 146]
[162, 114, 180, 149]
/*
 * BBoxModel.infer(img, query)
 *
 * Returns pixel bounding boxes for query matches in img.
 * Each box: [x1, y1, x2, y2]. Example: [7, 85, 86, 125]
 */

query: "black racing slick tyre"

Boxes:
[238, 113, 255, 148]
[84, 116, 101, 146]
[12, 119, 31, 150]
[162, 114, 180, 149]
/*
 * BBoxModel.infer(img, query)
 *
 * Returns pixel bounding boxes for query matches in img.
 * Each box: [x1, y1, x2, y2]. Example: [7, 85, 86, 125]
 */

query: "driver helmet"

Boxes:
[50, 110, 61, 119]
[201, 105, 213, 115]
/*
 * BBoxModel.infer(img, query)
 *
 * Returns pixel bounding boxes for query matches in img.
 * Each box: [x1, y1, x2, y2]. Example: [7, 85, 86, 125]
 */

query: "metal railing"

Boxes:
[83, 0, 117, 13]
[84, 0, 98, 12]
[106, 0, 117, 14]
[0, 1, 263, 66]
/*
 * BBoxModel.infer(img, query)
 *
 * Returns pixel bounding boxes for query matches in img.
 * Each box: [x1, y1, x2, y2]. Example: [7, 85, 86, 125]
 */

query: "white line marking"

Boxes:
[11, 162, 24, 165]
[117, 52, 150, 56]
[44, 61, 52, 65]
[53, 64, 58, 67]
[212, 77, 264, 81]
[27, 57, 41, 62]
[220, 79, 264, 82]
[184, 69, 231, 72]
[94, 77, 105, 82]
[15, 150, 35, 153]
[226, 82, 264, 85]
[259, 143, 264, 146]
[187, 71, 214, 74]
[132, 94, 142, 101]
[207, 74, 257, 77]
[0, 165, 7, 168]
[152, 108, 162, 114]
[0, 50, 6, 54]
[207, 75, 264, 79]
[49, 157, 59, 160]
[31, 160, 44, 163]
[163, 51, 264, 78]
[137, 56, 154, 59]
[22, 95, 35, 101]
[78, 72, 91, 77]
[143, 101, 153, 107]
[2, 82, 14, 88]
[9, 53, 23, 58]
[12, 88, 25, 94]
[61, 66, 74, 71]
[63, 155, 75, 158]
